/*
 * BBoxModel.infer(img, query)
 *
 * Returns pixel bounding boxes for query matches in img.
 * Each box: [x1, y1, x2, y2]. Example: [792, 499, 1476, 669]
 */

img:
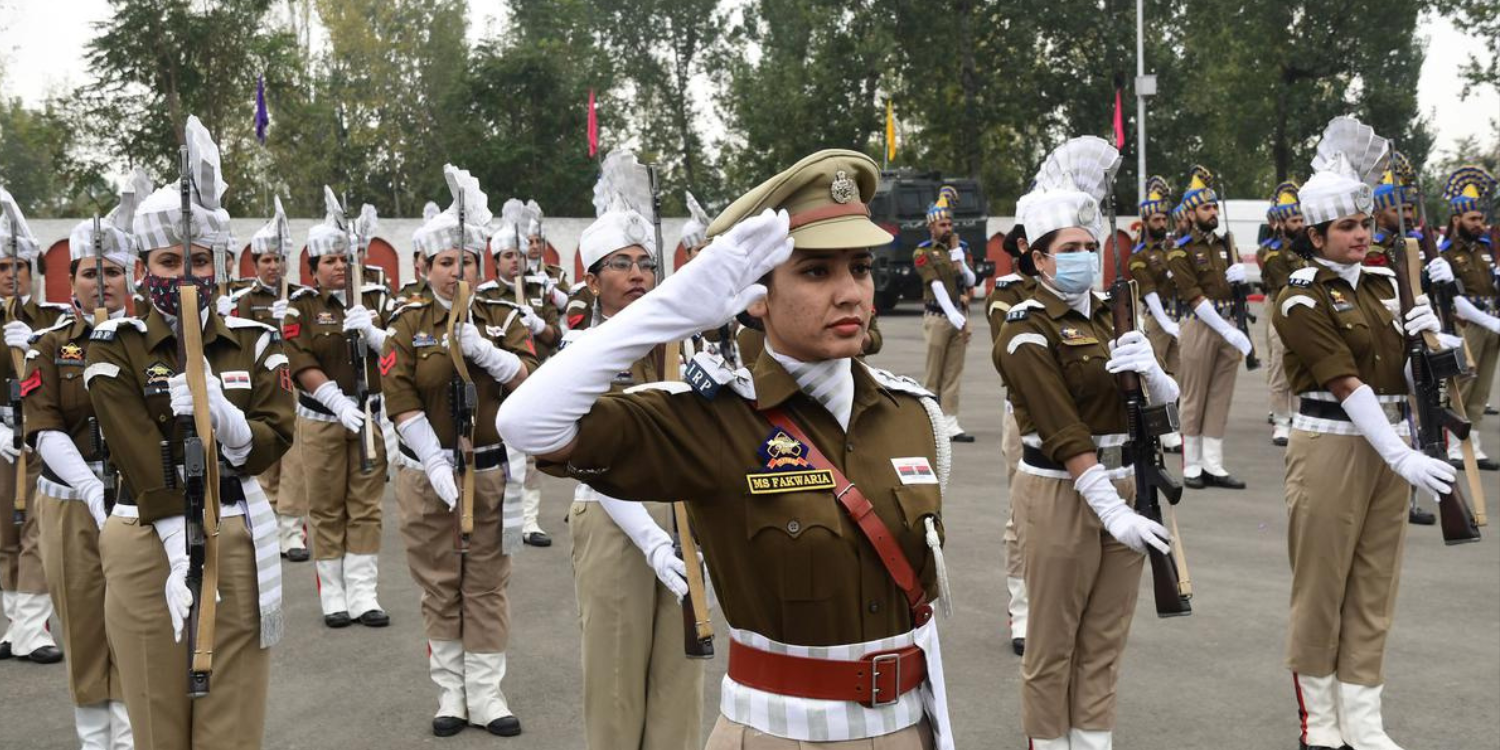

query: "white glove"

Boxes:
[929, 280, 966, 330]
[342, 305, 387, 349]
[167, 361, 254, 460]
[948, 247, 965, 263]
[1193, 299, 1253, 356]
[1341, 384, 1455, 497]
[518, 306, 547, 336]
[458, 322, 523, 384]
[598, 494, 688, 600]
[215, 295, 233, 317]
[1225, 263, 1247, 284]
[3, 320, 31, 351]
[1143, 292, 1180, 338]
[1106, 330, 1181, 406]
[396, 416, 457, 509]
[498, 210, 794, 455]
[1426, 257, 1454, 284]
[1401, 297, 1440, 337]
[36, 430, 107, 528]
[0, 425, 17, 464]
[153, 515, 194, 642]
[1454, 295, 1500, 334]
[1074, 464, 1171, 555]
[312, 381, 366, 434]
[270, 299, 289, 321]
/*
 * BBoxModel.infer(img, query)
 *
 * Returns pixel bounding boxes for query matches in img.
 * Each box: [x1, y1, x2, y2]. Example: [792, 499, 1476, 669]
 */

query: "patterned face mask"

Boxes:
[142, 272, 214, 318]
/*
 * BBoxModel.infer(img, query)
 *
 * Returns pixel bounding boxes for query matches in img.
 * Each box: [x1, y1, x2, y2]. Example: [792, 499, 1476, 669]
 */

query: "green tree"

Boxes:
[0, 98, 112, 216]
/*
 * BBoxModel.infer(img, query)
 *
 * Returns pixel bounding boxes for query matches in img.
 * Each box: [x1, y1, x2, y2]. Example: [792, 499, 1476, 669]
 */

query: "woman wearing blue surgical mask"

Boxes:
[994, 137, 1182, 750]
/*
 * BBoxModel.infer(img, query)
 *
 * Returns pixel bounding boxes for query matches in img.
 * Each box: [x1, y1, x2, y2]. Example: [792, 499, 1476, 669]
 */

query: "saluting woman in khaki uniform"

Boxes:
[995, 137, 1179, 750]
[1272, 117, 1456, 750]
[383, 167, 536, 738]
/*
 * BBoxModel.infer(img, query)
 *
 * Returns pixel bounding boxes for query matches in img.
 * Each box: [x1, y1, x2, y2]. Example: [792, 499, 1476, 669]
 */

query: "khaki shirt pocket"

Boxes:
[1057, 339, 1111, 397]
[745, 490, 843, 602]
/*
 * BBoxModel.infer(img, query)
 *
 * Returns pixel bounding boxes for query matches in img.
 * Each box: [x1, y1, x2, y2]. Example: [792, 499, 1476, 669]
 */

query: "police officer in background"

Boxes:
[0, 186, 69, 664]
[285, 189, 393, 628]
[1366, 153, 1418, 269]
[1259, 181, 1306, 448]
[916, 193, 977, 442]
[1427, 165, 1500, 471]
[1166, 166, 1252, 489]
[1128, 176, 1183, 452]
[397, 201, 440, 307]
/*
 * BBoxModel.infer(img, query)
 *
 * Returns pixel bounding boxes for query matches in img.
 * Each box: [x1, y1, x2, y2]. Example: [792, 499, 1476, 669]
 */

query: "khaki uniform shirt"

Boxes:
[3, 297, 71, 392]
[230, 281, 305, 327]
[1167, 228, 1233, 304]
[984, 274, 1036, 344]
[995, 288, 1127, 463]
[1272, 265, 1406, 395]
[1440, 236, 1498, 301]
[914, 240, 963, 307]
[83, 307, 295, 522]
[284, 285, 390, 397]
[1258, 237, 1304, 299]
[565, 285, 595, 331]
[540, 350, 942, 647]
[1128, 238, 1174, 301]
[396, 278, 431, 308]
[381, 297, 539, 450]
[21, 315, 101, 460]
[477, 276, 561, 358]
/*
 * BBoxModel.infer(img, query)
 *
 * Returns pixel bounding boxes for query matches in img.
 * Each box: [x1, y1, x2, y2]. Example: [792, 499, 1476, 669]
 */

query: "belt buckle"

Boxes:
[866, 652, 901, 708]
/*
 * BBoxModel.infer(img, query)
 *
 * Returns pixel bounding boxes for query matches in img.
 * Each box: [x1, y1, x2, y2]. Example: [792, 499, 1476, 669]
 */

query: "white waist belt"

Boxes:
[1017, 433, 1133, 481]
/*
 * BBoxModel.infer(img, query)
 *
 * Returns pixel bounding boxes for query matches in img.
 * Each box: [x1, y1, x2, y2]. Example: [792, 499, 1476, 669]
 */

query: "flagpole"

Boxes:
[1135, 0, 1147, 205]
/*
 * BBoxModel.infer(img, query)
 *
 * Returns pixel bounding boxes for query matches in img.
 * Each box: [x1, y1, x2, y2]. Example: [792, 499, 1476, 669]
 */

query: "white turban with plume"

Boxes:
[579, 149, 655, 270]
[412, 165, 492, 257]
[1299, 116, 1389, 225]
[132, 115, 232, 253]
[1016, 136, 1121, 244]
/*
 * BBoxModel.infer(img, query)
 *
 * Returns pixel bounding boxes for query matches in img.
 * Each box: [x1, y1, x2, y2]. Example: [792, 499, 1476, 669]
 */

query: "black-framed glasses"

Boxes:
[601, 256, 658, 273]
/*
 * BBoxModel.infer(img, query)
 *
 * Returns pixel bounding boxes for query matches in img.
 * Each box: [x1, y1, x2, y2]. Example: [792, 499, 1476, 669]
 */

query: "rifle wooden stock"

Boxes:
[445, 280, 477, 552]
[1224, 233, 1260, 370]
[1396, 240, 1481, 543]
[344, 204, 374, 474]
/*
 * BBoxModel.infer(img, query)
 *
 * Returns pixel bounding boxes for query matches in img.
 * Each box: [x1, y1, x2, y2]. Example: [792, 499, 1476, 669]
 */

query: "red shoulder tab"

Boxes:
[282, 323, 301, 339]
[378, 349, 397, 376]
[19, 369, 41, 397]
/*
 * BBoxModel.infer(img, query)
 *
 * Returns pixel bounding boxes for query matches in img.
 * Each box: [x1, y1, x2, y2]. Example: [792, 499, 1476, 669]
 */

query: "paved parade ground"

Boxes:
[3, 303, 1497, 749]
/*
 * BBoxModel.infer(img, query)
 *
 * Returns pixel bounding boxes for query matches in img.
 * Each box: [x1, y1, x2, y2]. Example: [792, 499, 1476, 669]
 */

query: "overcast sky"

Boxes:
[2, 1, 1496, 162]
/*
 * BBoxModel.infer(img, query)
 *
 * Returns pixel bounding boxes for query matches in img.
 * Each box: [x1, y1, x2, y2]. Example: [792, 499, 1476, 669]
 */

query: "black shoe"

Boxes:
[1478, 457, 1500, 471]
[356, 609, 391, 627]
[1011, 637, 1025, 656]
[1448, 458, 1465, 470]
[1272, 435, 1289, 447]
[432, 716, 466, 737]
[1203, 472, 1247, 490]
[284, 547, 310, 563]
[0, 641, 11, 659]
[1298, 743, 1352, 750]
[1267, 412, 1274, 425]
[523, 531, 552, 548]
[1162, 443, 1182, 454]
[1409, 506, 1436, 525]
[483, 716, 522, 736]
[324, 612, 352, 628]
[1486, 405, 1497, 415]
[20, 645, 63, 664]
[950, 433, 976, 443]
[1183, 474, 1206, 490]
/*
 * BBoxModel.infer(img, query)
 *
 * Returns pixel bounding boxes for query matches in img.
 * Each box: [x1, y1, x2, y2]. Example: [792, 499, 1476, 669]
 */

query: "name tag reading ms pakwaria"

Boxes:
[746, 469, 837, 495]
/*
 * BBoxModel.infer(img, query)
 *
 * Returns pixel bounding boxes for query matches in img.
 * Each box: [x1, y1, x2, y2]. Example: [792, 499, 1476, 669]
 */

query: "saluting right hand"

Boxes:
[666, 208, 795, 331]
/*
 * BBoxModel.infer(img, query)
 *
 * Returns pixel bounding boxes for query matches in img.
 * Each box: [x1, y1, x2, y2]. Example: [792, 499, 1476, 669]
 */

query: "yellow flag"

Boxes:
[885, 100, 897, 162]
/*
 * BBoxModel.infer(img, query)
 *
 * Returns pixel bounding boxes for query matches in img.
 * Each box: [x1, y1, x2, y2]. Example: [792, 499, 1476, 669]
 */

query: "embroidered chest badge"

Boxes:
[1329, 289, 1355, 313]
[413, 332, 438, 348]
[144, 362, 174, 393]
[56, 342, 85, 366]
[746, 427, 836, 495]
[1059, 326, 1098, 346]
[315, 311, 338, 326]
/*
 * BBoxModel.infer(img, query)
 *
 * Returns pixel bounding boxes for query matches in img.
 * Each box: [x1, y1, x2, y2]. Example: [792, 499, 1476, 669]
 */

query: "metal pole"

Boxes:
[1135, 0, 1147, 205]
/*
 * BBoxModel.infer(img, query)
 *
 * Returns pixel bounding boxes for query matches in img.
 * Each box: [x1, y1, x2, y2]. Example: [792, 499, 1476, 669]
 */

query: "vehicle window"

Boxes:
[870, 193, 892, 218]
[897, 187, 925, 216]
[957, 186, 982, 213]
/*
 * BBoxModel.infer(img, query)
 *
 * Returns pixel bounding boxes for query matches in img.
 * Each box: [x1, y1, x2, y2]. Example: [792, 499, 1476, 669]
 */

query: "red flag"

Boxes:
[587, 89, 599, 158]
[1112, 88, 1124, 149]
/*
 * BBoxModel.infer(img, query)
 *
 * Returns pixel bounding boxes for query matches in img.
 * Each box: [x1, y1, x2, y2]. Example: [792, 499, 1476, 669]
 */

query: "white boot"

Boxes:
[1160, 432, 1182, 450]
[950, 417, 968, 437]
[74, 703, 112, 750]
[1446, 430, 1463, 462]
[1202, 436, 1229, 477]
[343, 553, 384, 619]
[1473, 432, 1488, 461]
[12, 591, 56, 655]
[1339, 682, 1404, 750]
[1068, 728, 1112, 750]
[464, 652, 519, 731]
[429, 640, 467, 721]
[107, 700, 133, 750]
[1183, 435, 1203, 478]
[1007, 576, 1029, 641]
[1029, 736, 1071, 750]
[276, 514, 306, 554]
[1294, 673, 1345, 748]
[315, 558, 348, 615]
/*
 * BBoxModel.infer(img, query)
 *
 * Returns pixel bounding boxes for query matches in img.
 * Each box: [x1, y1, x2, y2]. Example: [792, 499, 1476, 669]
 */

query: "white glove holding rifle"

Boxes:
[3, 320, 30, 351]
[343, 305, 387, 350]
[1075, 464, 1171, 555]
[497, 209, 795, 455]
[1342, 384, 1455, 497]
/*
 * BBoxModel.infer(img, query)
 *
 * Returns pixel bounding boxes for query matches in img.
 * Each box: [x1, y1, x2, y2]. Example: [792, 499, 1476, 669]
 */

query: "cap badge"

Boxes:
[1354, 184, 1374, 211]
[830, 170, 858, 205]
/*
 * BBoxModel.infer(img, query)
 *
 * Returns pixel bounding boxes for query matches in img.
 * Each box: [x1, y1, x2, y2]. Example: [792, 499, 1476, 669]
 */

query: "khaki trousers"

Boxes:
[705, 715, 934, 749]
[1013, 470, 1143, 738]
[1143, 312, 1181, 375]
[1001, 410, 1024, 579]
[1284, 431, 1408, 686]
[36, 492, 121, 705]
[1457, 322, 1498, 439]
[1265, 308, 1294, 418]
[299, 416, 387, 559]
[101, 513, 269, 750]
[273, 422, 308, 517]
[0, 457, 45, 593]
[396, 466, 511, 653]
[921, 315, 966, 417]
[1178, 319, 1241, 438]
[570, 498, 704, 750]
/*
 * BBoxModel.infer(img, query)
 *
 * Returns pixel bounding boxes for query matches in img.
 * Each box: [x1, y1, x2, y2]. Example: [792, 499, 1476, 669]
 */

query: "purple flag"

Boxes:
[255, 75, 269, 144]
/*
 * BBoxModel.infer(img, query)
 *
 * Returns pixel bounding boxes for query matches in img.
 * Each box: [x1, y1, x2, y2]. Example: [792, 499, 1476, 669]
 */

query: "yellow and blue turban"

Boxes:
[926, 193, 953, 224]
[1181, 165, 1217, 210]
[1443, 165, 1496, 216]
[1268, 181, 1301, 221]
[1138, 175, 1172, 217]
[1373, 151, 1416, 211]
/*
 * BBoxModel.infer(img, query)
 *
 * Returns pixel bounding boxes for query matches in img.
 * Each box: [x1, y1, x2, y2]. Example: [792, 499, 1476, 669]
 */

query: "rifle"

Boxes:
[89, 217, 115, 514]
[6, 211, 26, 526]
[1107, 194, 1192, 617]
[446, 191, 477, 557]
[170, 145, 224, 697]
[647, 165, 714, 658]
[343, 193, 375, 474]
[1218, 185, 1260, 370]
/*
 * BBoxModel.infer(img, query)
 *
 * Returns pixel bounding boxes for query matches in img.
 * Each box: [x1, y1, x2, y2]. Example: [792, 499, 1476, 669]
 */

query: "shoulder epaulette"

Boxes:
[360, 283, 389, 296]
[90, 317, 147, 341]
[32, 316, 74, 340]
[290, 287, 317, 300]
[861, 363, 934, 399]
[1363, 266, 1396, 278]
[224, 316, 276, 333]
[1288, 267, 1318, 287]
[1267, 238, 1282, 250]
[1132, 242, 1145, 253]
[1174, 235, 1192, 248]
[1480, 235, 1493, 247]
[569, 281, 589, 294]
[478, 297, 521, 309]
[387, 299, 429, 321]
[228, 284, 258, 302]
[1005, 299, 1044, 321]
[1166, 248, 1187, 260]
[994, 273, 1022, 288]
[622, 381, 695, 397]
[1438, 238, 1453, 252]
[916, 240, 933, 249]
[39, 301, 72, 313]
[475, 280, 499, 293]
